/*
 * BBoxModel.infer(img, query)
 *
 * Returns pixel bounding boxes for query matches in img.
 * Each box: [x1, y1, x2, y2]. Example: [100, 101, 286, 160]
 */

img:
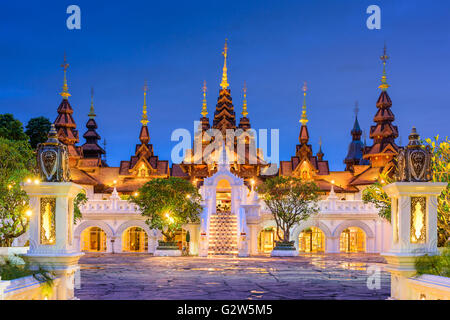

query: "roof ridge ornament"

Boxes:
[241, 81, 248, 117]
[88, 87, 96, 119]
[379, 43, 390, 91]
[201, 80, 208, 117]
[299, 81, 308, 126]
[141, 80, 149, 126]
[60, 52, 71, 99]
[220, 39, 229, 90]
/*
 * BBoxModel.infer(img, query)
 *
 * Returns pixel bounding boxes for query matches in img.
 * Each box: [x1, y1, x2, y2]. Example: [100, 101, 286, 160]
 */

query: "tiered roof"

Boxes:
[53, 54, 81, 159]
[363, 45, 399, 168]
[344, 102, 369, 171]
[81, 88, 106, 162]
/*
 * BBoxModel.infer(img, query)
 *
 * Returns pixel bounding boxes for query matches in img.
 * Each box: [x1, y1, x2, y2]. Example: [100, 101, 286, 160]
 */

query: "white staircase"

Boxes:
[208, 212, 238, 256]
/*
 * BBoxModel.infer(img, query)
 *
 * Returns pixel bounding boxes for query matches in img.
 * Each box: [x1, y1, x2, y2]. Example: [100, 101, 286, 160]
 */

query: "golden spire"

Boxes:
[241, 81, 248, 117]
[201, 80, 208, 117]
[60, 53, 71, 99]
[88, 87, 96, 119]
[141, 81, 149, 126]
[220, 39, 229, 90]
[379, 43, 390, 91]
[299, 81, 308, 126]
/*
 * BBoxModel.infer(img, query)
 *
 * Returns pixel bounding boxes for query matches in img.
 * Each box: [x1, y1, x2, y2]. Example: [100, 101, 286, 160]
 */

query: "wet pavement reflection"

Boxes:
[75, 253, 390, 300]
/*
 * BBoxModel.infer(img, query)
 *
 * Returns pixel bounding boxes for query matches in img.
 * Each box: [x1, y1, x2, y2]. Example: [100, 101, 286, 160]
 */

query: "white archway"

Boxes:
[291, 220, 333, 251]
[115, 220, 153, 253]
[332, 220, 375, 253]
[74, 220, 114, 253]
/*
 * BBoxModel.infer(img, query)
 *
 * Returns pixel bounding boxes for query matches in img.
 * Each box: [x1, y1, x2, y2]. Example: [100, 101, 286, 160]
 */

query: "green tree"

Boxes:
[130, 177, 202, 242]
[0, 114, 28, 142]
[363, 136, 450, 246]
[0, 138, 36, 246]
[25, 117, 51, 149]
[73, 191, 88, 224]
[257, 176, 321, 244]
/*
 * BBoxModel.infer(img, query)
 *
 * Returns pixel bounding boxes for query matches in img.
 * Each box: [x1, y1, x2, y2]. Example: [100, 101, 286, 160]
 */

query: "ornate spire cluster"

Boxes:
[220, 39, 229, 90]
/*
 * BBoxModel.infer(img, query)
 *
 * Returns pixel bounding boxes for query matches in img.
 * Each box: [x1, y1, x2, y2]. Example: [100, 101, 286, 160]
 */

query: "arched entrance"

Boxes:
[339, 227, 366, 253]
[122, 227, 149, 252]
[216, 179, 231, 213]
[258, 227, 282, 253]
[298, 227, 325, 253]
[81, 227, 107, 252]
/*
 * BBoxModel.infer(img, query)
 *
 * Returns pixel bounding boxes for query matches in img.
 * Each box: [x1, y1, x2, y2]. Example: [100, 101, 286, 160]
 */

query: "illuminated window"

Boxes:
[81, 227, 107, 252]
[299, 227, 325, 253]
[122, 227, 148, 252]
[339, 227, 366, 253]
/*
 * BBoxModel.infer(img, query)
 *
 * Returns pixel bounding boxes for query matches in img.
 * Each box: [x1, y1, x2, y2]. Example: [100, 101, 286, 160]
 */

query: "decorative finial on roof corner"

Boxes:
[220, 39, 229, 90]
[60, 52, 71, 99]
[241, 81, 248, 117]
[141, 80, 149, 126]
[201, 80, 208, 117]
[379, 43, 390, 91]
[88, 87, 96, 119]
[299, 81, 308, 126]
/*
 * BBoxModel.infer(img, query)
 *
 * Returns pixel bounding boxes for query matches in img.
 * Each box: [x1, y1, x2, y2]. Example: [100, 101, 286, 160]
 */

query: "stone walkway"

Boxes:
[75, 253, 390, 300]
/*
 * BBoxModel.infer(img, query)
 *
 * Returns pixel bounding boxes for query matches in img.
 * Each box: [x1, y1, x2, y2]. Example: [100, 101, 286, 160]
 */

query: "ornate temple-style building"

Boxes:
[32, 42, 399, 256]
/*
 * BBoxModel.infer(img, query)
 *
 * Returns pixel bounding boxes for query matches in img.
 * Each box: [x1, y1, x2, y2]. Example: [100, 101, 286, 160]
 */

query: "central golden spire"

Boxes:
[60, 53, 71, 99]
[220, 39, 229, 90]
[201, 80, 208, 117]
[141, 81, 149, 126]
[379, 44, 390, 91]
[241, 82, 248, 117]
[299, 81, 308, 126]
[88, 87, 96, 119]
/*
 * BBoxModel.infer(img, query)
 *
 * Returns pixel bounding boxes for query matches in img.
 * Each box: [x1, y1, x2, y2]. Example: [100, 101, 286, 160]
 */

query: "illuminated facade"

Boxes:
[29, 42, 399, 256]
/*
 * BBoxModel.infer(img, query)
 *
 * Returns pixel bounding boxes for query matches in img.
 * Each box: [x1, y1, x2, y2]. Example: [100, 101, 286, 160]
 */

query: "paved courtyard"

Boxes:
[75, 253, 391, 300]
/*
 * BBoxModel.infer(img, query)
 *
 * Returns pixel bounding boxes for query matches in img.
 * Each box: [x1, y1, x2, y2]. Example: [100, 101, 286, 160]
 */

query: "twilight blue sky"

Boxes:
[0, 0, 449, 171]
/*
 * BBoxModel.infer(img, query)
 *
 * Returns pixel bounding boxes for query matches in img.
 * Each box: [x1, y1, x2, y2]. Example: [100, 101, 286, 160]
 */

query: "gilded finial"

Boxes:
[379, 43, 390, 91]
[60, 52, 71, 99]
[201, 80, 208, 117]
[241, 82, 248, 117]
[220, 39, 229, 90]
[141, 81, 149, 126]
[299, 81, 308, 126]
[88, 87, 96, 119]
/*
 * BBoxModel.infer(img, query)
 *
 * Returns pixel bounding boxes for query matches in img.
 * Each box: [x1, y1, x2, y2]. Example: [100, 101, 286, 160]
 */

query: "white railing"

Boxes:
[81, 196, 377, 216]
[81, 199, 140, 214]
[318, 199, 377, 214]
